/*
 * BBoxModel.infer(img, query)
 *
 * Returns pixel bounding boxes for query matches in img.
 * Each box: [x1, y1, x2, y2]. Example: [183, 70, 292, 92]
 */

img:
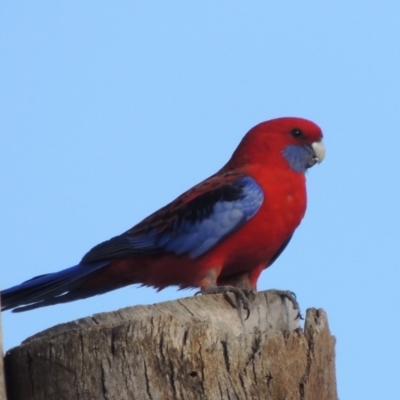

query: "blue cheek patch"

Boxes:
[282, 145, 313, 173]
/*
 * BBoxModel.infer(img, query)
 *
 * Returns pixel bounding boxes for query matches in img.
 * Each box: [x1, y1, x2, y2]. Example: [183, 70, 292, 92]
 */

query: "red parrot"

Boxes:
[1, 117, 325, 313]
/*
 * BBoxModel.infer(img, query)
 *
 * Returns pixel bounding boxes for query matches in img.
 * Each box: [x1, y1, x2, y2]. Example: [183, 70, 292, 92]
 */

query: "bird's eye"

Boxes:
[291, 128, 303, 138]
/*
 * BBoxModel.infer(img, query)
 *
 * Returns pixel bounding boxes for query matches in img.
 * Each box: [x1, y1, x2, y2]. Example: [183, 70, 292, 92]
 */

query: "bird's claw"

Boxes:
[198, 286, 255, 321]
[270, 289, 303, 320]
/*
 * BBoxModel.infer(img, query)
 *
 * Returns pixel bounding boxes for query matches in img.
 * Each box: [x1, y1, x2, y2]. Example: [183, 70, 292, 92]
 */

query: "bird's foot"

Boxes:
[270, 289, 303, 320]
[197, 285, 256, 320]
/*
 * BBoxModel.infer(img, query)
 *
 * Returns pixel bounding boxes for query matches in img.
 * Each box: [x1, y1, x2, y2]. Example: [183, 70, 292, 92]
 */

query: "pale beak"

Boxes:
[307, 140, 326, 168]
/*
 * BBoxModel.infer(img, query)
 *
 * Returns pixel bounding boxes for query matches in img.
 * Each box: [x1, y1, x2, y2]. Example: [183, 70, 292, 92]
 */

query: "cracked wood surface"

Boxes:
[4, 290, 338, 400]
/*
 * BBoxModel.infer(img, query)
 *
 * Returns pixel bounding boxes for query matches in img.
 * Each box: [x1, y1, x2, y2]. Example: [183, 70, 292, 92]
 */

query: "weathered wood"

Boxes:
[5, 290, 337, 400]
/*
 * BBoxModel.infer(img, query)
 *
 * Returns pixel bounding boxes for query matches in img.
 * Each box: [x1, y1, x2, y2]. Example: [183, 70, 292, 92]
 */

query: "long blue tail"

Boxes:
[1, 261, 109, 312]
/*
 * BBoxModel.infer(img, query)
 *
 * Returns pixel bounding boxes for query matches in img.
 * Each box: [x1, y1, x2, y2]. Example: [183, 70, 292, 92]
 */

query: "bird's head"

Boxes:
[228, 117, 325, 173]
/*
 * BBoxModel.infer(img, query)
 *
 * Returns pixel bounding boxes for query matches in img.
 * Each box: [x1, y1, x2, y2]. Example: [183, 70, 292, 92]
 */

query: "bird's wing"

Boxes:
[81, 173, 264, 262]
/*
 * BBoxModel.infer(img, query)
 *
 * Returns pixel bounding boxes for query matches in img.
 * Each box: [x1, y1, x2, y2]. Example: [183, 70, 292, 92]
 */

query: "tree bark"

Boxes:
[4, 290, 337, 400]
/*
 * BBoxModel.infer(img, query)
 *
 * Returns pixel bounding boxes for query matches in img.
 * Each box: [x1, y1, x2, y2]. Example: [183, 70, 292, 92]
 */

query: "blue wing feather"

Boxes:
[127, 176, 264, 258]
[81, 176, 264, 262]
[1, 177, 263, 312]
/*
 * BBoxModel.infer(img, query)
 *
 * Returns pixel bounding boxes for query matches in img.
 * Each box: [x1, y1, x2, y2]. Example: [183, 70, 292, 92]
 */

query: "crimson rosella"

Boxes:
[1, 117, 325, 313]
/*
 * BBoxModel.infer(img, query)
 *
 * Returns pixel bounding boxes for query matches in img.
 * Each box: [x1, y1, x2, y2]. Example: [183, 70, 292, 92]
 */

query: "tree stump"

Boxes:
[4, 290, 337, 400]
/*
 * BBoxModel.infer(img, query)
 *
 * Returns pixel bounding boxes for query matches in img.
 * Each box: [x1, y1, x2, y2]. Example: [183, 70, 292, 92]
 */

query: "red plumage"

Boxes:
[81, 117, 324, 292]
[1, 117, 325, 312]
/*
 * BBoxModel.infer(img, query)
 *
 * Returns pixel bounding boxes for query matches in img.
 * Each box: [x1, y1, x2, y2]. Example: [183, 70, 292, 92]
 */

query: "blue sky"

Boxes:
[1, 2, 399, 398]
